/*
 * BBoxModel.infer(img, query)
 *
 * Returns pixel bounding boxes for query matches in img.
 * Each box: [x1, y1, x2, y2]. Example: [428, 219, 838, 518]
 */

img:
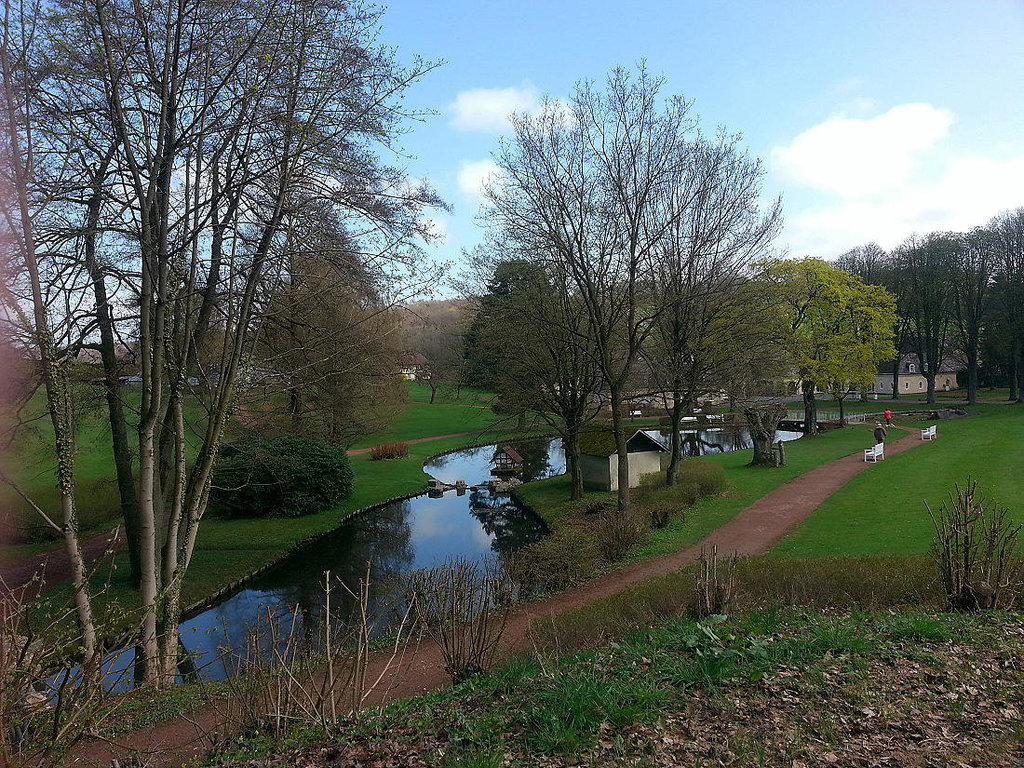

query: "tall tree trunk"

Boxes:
[838, 397, 845, 424]
[609, 387, 630, 513]
[802, 380, 818, 435]
[891, 367, 900, 399]
[1012, 341, 1023, 402]
[83, 154, 141, 586]
[926, 372, 936, 404]
[966, 349, 979, 404]
[665, 389, 683, 486]
[565, 429, 583, 500]
[2, 42, 99, 683]
[744, 405, 784, 467]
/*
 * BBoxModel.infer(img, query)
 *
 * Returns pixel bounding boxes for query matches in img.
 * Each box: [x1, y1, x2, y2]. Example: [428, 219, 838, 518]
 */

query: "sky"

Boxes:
[376, 0, 1024, 276]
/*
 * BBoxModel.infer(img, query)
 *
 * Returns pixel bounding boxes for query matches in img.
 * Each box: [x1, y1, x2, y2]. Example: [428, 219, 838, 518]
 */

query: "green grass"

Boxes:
[1, 387, 214, 544]
[773, 404, 1024, 558]
[515, 423, 897, 565]
[404, 380, 495, 405]
[347, 401, 502, 449]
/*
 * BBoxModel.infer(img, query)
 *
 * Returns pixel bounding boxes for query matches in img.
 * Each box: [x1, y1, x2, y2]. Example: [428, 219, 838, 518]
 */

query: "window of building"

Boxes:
[908, 363, 916, 373]
[904, 381, 910, 390]
[919, 381, 924, 389]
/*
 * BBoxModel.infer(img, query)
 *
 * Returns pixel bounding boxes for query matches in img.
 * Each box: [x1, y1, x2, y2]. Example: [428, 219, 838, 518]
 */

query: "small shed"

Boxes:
[491, 445, 524, 474]
[579, 429, 667, 491]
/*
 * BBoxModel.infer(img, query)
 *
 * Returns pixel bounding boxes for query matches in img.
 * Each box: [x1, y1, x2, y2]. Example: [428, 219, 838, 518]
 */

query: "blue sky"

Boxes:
[379, 0, 1024, 273]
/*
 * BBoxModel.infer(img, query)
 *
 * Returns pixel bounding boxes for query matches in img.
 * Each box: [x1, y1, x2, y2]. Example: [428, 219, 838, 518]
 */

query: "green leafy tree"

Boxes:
[767, 258, 898, 434]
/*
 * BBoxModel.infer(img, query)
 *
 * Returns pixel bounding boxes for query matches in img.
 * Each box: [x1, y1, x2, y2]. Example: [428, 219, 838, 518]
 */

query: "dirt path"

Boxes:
[68, 427, 931, 767]
[345, 431, 481, 455]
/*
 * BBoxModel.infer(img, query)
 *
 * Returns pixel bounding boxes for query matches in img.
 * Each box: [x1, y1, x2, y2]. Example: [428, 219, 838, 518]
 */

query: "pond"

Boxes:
[91, 425, 799, 689]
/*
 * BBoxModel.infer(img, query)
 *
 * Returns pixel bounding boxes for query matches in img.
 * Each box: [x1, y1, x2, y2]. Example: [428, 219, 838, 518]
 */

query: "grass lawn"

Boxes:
[347, 400, 502, 448]
[1, 387, 214, 545]
[515, 423, 893, 565]
[772, 404, 1024, 558]
[404, 380, 494, 405]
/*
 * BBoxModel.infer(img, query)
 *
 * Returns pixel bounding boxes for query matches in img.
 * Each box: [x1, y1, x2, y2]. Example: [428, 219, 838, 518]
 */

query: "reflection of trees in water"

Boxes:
[245, 500, 416, 643]
[506, 441, 552, 481]
[468, 489, 547, 554]
[658, 428, 754, 457]
[498, 439, 566, 482]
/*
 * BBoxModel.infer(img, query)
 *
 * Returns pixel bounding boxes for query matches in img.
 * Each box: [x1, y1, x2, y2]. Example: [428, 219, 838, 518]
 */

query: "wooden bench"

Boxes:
[863, 443, 885, 462]
[921, 425, 937, 441]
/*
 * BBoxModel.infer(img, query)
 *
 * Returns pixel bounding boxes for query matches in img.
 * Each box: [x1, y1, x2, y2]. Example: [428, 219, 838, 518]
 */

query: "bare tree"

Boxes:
[486, 64, 697, 512]
[896, 233, 959, 404]
[0, 0, 99, 680]
[952, 228, 995, 405]
[989, 209, 1024, 401]
[646, 131, 781, 485]
[6, 0, 442, 686]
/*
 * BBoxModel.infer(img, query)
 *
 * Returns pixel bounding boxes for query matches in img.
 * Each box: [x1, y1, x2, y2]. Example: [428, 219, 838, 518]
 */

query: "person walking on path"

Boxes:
[873, 422, 887, 443]
[884, 409, 893, 426]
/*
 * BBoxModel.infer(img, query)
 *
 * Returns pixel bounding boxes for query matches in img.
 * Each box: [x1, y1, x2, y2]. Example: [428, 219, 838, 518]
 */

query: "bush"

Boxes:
[926, 477, 1021, 611]
[582, 498, 614, 516]
[593, 510, 647, 563]
[212, 434, 353, 518]
[501, 529, 600, 596]
[634, 461, 727, 529]
[368, 441, 409, 460]
[675, 460, 727, 500]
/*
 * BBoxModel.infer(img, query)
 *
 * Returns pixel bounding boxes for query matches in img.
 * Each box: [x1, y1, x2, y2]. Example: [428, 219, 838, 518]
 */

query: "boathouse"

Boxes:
[580, 429, 667, 492]
[491, 445, 524, 474]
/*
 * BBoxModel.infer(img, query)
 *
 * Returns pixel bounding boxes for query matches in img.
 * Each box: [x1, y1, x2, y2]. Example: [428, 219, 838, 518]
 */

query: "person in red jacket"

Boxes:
[884, 408, 892, 426]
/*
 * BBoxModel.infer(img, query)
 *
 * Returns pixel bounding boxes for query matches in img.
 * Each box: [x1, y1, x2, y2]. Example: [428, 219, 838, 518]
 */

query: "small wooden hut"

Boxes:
[491, 445, 524, 474]
[580, 429, 666, 491]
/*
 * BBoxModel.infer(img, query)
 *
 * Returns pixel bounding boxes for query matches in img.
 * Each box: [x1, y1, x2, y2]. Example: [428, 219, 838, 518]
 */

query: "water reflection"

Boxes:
[94, 428, 799, 688]
[645, 427, 803, 457]
[167, 438, 564, 681]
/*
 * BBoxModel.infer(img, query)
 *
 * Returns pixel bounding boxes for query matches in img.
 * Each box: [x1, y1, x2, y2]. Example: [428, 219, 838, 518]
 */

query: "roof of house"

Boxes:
[495, 446, 524, 463]
[579, 429, 667, 457]
[877, 350, 964, 375]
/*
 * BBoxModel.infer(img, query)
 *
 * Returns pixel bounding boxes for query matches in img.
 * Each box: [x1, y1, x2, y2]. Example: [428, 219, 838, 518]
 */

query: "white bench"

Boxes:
[863, 443, 885, 462]
[921, 425, 937, 440]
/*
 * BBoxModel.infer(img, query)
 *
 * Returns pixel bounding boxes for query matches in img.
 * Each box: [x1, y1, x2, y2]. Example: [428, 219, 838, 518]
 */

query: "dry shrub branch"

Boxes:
[405, 556, 514, 683]
[1, 574, 131, 768]
[210, 565, 416, 740]
[694, 545, 738, 617]
[927, 477, 1021, 612]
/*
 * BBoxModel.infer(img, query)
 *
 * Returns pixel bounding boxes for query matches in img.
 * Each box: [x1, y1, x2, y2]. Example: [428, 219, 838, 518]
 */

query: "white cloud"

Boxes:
[421, 215, 449, 243]
[449, 84, 541, 132]
[456, 159, 502, 202]
[772, 102, 1024, 256]
[772, 103, 953, 198]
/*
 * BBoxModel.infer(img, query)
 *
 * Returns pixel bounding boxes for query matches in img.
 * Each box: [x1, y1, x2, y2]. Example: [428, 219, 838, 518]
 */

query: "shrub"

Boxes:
[926, 477, 1021, 611]
[634, 461, 727, 529]
[676, 460, 727, 498]
[593, 510, 647, 563]
[693, 545, 738, 617]
[404, 557, 514, 683]
[501, 529, 600, 596]
[368, 441, 409, 460]
[582, 498, 614, 516]
[212, 434, 353, 518]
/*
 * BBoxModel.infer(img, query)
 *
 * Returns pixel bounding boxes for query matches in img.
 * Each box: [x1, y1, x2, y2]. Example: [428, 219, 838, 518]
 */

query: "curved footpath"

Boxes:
[71, 427, 932, 766]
